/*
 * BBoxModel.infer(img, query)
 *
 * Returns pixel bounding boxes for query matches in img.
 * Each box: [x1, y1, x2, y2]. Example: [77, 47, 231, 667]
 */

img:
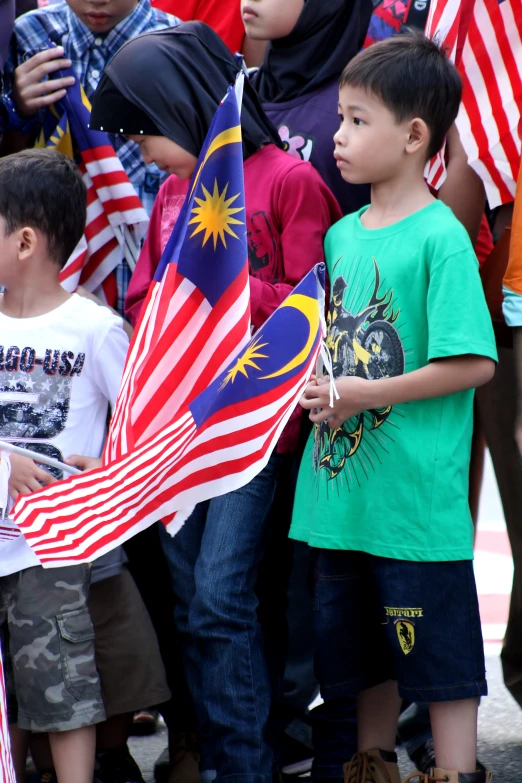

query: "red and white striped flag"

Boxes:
[456, 0, 522, 206]
[424, 0, 461, 189]
[425, 0, 521, 205]
[38, 61, 148, 306]
[0, 642, 16, 783]
[11, 79, 326, 566]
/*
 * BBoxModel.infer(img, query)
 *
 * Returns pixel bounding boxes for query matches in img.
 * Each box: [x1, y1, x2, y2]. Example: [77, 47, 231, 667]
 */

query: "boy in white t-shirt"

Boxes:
[0, 147, 129, 783]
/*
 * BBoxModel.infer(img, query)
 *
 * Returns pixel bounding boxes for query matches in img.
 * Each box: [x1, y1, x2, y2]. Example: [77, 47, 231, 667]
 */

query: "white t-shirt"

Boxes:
[0, 294, 129, 575]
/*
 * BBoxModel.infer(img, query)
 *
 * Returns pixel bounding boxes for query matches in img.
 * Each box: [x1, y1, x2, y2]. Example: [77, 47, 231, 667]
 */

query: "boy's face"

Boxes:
[127, 135, 198, 181]
[241, 0, 305, 40]
[66, 0, 139, 33]
[334, 85, 418, 186]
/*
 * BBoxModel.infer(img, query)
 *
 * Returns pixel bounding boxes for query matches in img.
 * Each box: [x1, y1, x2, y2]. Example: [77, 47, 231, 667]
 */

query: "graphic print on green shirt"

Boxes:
[290, 201, 498, 563]
[317, 257, 407, 482]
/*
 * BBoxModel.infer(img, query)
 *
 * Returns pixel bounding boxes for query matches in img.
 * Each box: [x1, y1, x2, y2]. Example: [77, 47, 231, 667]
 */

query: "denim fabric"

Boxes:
[313, 550, 487, 704]
[311, 699, 357, 783]
[311, 550, 487, 780]
[160, 454, 283, 783]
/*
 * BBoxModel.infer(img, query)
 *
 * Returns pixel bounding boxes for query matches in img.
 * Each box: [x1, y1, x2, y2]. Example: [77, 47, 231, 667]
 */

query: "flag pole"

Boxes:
[0, 441, 81, 476]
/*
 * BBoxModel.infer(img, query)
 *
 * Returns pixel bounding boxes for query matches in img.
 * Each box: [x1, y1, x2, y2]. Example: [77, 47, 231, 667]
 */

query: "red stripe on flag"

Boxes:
[466, 2, 520, 181]
[81, 145, 121, 163]
[103, 196, 146, 215]
[460, 68, 514, 203]
[80, 238, 119, 283]
[128, 268, 248, 440]
[59, 249, 87, 282]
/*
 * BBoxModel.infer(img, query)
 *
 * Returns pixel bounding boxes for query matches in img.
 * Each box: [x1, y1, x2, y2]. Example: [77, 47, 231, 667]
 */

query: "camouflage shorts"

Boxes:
[0, 564, 106, 732]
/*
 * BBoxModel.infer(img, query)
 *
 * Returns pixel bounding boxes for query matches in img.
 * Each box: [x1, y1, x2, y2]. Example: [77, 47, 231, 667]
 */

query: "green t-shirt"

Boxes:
[290, 201, 497, 562]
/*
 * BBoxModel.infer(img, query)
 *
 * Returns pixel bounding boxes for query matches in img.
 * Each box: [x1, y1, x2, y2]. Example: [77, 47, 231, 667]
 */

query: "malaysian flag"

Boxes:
[37, 52, 149, 305]
[11, 76, 325, 566]
[0, 641, 16, 783]
[425, 0, 521, 202]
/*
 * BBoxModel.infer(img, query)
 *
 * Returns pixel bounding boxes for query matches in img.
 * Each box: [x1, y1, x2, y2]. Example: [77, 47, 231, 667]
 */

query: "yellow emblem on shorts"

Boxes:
[395, 620, 415, 655]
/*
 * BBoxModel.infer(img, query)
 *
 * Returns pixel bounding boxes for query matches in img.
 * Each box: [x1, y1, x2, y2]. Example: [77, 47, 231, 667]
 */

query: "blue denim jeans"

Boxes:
[311, 549, 487, 780]
[159, 454, 282, 783]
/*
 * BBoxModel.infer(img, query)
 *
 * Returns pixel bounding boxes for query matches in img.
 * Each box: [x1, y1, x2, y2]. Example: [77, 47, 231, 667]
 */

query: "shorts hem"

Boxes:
[398, 680, 488, 703]
[17, 706, 106, 733]
[104, 688, 171, 718]
[321, 673, 390, 698]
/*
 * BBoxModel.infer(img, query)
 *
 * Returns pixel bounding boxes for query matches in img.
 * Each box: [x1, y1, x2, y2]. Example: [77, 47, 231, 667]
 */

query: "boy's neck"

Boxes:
[0, 274, 71, 319]
[364, 169, 435, 230]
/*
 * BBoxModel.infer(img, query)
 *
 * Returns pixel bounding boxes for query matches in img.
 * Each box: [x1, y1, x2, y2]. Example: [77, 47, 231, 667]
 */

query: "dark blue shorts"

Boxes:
[313, 550, 487, 703]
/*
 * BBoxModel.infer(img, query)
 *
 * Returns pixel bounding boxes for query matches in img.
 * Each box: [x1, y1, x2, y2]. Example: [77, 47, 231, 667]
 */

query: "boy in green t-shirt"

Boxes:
[289, 34, 497, 783]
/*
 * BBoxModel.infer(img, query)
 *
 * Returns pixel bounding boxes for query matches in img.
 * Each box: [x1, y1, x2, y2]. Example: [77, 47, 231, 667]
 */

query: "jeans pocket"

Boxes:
[57, 607, 99, 701]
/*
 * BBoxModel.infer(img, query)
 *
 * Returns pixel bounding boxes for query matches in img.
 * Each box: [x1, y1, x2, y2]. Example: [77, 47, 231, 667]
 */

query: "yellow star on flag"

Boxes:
[189, 179, 244, 250]
[219, 335, 269, 390]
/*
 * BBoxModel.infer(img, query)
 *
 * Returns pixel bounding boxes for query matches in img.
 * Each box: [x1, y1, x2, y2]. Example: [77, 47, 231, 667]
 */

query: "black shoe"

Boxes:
[409, 738, 436, 775]
[94, 747, 145, 783]
[409, 739, 486, 776]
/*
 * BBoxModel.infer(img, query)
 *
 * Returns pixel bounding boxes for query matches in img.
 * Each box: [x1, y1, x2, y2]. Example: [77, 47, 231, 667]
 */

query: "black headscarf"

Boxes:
[90, 22, 282, 159]
[252, 0, 373, 104]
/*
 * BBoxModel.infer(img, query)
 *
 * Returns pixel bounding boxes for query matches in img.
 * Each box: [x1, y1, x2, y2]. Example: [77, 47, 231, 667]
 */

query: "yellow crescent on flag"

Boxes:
[260, 293, 319, 380]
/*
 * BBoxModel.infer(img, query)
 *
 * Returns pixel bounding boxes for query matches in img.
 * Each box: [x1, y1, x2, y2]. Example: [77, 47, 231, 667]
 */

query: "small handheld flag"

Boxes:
[37, 49, 149, 303]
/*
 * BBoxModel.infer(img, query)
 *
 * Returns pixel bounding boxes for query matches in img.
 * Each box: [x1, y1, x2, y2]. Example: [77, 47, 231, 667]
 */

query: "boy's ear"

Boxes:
[405, 117, 430, 157]
[17, 227, 38, 261]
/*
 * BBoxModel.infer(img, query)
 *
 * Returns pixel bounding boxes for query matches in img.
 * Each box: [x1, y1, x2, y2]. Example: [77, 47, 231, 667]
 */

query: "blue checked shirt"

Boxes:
[3, 0, 179, 311]
[4, 0, 179, 210]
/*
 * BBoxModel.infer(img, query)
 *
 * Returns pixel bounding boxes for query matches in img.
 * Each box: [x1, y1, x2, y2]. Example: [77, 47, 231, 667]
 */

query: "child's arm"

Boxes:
[12, 47, 75, 118]
[65, 455, 101, 472]
[2, 43, 74, 154]
[249, 164, 341, 329]
[438, 124, 486, 246]
[8, 453, 56, 501]
[301, 354, 495, 430]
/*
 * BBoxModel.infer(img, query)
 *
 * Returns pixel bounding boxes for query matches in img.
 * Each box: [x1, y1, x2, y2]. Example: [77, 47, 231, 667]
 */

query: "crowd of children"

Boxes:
[0, 1, 519, 783]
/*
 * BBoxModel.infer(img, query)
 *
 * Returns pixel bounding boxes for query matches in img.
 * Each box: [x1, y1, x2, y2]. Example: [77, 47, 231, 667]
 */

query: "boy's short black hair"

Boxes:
[0, 149, 87, 268]
[339, 32, 462, 159]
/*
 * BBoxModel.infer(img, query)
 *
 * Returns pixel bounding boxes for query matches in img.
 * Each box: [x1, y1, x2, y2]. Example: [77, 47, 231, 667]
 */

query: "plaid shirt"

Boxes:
[3, 0, 179, 215]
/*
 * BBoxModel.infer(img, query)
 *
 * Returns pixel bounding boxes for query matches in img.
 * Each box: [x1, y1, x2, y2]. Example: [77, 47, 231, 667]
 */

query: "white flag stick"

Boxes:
[0, 441, 81, 476]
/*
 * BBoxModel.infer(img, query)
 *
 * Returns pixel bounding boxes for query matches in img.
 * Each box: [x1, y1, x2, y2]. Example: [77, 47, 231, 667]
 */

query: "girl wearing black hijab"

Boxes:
[243, 0, 373, 215]
[91, 20, 341, 783]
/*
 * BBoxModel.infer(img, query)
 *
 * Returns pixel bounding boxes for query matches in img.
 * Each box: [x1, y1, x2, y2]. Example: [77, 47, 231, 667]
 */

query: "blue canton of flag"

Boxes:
[153, 80, 247, 305]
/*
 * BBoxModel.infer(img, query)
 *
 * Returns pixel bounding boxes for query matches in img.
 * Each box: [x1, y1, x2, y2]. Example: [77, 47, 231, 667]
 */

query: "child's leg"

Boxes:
[8, 724, 29, 783]
[49, 725, 96, 783]
[7, 565, 105, 778]
[312, 549, 391, 781]
[357, 681, 402, 753]
[429, 698, 478, 773]
[375, 557, 486, 775]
